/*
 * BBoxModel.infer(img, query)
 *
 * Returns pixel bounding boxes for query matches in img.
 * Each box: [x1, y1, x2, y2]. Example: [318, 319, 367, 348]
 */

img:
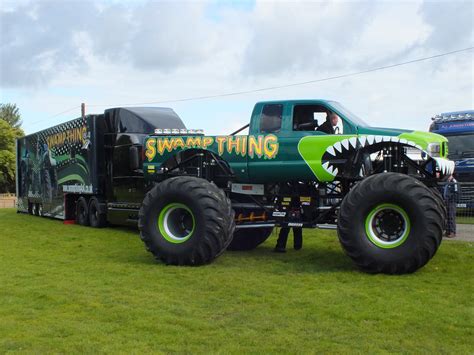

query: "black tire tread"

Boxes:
[338, 173, 443, 274]
[227, 227, 274, 251]
[138, 176, 235, 266]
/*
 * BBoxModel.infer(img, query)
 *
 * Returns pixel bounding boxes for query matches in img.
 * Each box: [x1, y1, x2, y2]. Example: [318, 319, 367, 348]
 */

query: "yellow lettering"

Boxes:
[248, 135, 263, 158]
[145, 138, 156, 161]
[240, 136, 247, 157]
[216, 136, 226, 155]
[263, 134, 279, 159]
[157, 138, 174, 155]
[186, 136, 202, 148]
[226, 136, 240, 155]
[173, 138, 185, 149]
[202, 136, 214, 149]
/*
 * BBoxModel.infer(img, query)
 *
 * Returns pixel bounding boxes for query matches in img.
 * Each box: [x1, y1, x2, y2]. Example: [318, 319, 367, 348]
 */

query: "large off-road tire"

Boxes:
[227, 227, 274, 251]
[138, 176, 235, 265]
[89, 197, 107, 228]
[76, 197, 90, 226]
[338, 173, 444, 274]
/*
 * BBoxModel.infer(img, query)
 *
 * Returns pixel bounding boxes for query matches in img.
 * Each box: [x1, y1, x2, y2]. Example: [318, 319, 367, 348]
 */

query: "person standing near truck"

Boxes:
[444, 173, 459, 238]
[274, 227, 302, 253]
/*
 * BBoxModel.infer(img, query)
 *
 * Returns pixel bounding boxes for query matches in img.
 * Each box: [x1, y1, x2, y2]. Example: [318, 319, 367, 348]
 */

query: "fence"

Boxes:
[438, 181, 474, 239]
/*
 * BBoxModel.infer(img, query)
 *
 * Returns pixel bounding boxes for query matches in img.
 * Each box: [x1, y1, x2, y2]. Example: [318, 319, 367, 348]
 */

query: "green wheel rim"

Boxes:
[365, 203, 411, 248]
[158, 203, 195, 244]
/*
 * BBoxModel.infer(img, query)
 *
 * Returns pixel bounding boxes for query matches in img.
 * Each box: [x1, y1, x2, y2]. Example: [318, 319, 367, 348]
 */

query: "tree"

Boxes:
[0, 104, 24, 193]
[0, 103, 22, 128]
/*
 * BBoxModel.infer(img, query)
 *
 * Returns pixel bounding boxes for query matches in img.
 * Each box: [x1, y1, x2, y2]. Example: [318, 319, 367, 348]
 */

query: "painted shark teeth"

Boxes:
[349, 137, 358, 148]
[321, 134, 445, 178]
[434, 157, 455, 176]
[326, 145, 336, 156]
[341, 139, 349, 150]
[322, 160, 338, 177]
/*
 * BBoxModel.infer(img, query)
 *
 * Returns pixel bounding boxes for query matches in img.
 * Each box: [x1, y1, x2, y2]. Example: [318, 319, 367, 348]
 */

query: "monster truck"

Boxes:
[139, 100, 454, 274]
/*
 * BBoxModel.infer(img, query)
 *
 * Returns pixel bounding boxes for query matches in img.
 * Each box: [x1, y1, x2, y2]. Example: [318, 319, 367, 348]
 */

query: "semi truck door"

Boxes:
[111, 134, 145, 204]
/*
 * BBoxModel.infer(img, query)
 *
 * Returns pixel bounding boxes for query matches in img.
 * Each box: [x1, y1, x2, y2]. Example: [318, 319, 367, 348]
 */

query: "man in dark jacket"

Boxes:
[444, 174, 459, 238]
[317, 112, 340, 134]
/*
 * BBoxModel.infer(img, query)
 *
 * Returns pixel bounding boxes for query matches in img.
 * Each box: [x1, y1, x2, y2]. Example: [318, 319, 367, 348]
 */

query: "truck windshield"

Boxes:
[445, 134, 474, 159]
[327, 101, 369, 127]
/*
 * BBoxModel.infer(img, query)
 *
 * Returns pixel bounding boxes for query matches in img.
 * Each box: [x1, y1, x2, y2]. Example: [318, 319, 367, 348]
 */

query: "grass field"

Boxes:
[458, 215, 474, 225]
[1, 209, 473, 353]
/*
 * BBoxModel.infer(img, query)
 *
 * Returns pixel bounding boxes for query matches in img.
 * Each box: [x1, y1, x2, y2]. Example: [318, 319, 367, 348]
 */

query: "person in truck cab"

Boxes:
[317, 112, 340, 134]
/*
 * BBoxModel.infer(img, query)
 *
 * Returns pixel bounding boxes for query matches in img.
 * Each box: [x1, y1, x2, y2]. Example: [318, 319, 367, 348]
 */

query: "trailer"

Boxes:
[16, 107, 185, 224]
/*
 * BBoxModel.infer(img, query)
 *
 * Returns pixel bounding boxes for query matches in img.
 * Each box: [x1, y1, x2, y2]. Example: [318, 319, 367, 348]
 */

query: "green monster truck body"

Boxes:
[138, 99, 453, 274]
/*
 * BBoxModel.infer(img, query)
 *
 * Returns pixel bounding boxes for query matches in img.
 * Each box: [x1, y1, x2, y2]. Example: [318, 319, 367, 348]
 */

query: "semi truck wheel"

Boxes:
[338, 173, 444, 274]
[138, 176, 235, 265]
[76, 197, 90, 226]
[89, 197, 107, 228]
[227, 227, 273, 251]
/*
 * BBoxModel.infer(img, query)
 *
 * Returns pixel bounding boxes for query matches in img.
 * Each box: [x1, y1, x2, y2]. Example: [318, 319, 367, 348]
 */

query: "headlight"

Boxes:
[427, 142, 441, 157]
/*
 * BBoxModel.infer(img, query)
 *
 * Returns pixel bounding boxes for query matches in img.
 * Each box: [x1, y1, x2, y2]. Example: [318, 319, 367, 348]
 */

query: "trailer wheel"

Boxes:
[138, 176, 235, 265]
[227, 227, 274, 251]
[338, 173, 443, 274]
[76, 197, 90, 226]
[89, 197, 107, 228]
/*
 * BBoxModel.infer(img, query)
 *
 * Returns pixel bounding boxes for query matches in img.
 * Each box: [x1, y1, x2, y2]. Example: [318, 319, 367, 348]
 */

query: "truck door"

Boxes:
[247, 103, 352, 183]
[247, 103, 316, 183]
[111, 133, 145, 204]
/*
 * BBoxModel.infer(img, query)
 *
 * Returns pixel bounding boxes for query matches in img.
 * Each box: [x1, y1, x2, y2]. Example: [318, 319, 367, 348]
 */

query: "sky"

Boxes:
[0, 0, 473, 135]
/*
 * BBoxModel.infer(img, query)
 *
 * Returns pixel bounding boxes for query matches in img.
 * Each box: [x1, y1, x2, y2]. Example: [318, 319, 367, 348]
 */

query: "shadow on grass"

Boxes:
[50, 218, 355, 273]
[224, 244, 355, 274]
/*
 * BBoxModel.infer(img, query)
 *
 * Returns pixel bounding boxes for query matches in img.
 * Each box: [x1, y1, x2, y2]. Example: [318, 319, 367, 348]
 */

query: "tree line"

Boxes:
[0, 103, 24, 193]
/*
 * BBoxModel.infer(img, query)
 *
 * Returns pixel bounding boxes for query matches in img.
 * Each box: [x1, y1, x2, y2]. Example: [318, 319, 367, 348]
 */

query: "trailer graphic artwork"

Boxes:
[17, 117, 94, 218]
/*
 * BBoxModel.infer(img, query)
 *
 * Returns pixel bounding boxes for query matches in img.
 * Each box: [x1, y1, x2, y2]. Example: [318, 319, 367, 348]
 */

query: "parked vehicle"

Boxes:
[429, 110, 474, 208]
[17, 100, 454, 274]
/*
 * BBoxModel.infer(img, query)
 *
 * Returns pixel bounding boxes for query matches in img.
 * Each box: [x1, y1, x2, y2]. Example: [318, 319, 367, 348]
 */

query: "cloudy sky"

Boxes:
[1, 0, 473, 135]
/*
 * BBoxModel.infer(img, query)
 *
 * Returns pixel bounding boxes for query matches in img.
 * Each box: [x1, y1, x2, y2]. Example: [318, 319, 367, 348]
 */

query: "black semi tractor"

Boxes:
[16, 107, 186, 226]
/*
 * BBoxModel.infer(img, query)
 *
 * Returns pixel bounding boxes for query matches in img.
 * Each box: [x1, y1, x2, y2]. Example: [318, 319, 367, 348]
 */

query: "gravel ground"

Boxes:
[444, 224, 474, 242]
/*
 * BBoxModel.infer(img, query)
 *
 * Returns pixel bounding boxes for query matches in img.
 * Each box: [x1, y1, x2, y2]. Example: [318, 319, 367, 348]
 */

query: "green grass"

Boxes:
[0, 209, 473, 353]
[457, 215, 474, 224]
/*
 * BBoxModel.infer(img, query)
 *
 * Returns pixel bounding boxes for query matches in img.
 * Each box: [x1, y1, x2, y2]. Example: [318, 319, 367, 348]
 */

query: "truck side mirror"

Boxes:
[129, 145, 140, 171]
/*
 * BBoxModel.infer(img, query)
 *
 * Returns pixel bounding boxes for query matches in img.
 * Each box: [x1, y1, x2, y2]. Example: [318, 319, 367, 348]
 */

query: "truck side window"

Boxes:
[260, 104, 283, 133]
[293, 105, 328, 131]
